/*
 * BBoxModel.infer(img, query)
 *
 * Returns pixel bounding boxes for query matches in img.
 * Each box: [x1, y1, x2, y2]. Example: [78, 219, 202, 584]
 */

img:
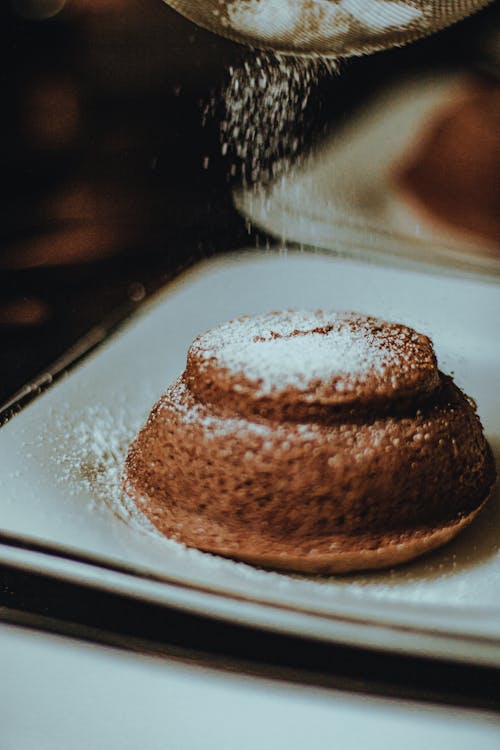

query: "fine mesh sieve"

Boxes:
[164, 0, 493, 57]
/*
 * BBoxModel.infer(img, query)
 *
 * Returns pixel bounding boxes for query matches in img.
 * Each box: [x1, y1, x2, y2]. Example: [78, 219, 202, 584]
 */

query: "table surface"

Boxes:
[2, 619, 500, 750]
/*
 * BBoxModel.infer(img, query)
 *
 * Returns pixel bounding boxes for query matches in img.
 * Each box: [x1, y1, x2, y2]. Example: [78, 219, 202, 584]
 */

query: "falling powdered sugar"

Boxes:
[217, 52, 337, 187]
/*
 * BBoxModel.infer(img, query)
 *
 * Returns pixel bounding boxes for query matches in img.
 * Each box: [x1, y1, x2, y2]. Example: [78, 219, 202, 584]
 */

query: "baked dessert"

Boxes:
[393, 81, 500, 252]
[124, 310, 496, 574]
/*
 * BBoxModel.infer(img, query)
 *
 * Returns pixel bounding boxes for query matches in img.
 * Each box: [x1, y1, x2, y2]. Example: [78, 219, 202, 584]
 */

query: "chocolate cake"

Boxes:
[124, 311, 496, 573]
[393, 81, 500, 250]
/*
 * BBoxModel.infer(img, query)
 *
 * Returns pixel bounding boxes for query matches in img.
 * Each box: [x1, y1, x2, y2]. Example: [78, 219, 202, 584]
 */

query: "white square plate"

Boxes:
[1, 250, 499, 665]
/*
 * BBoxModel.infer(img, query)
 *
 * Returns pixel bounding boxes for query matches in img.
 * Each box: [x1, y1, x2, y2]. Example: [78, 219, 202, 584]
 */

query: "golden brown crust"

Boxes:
[124, 311, 496, 574]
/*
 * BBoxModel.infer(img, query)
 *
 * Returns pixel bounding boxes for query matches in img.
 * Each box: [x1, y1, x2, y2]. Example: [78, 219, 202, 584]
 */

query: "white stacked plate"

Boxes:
[0, 250, 499, 665]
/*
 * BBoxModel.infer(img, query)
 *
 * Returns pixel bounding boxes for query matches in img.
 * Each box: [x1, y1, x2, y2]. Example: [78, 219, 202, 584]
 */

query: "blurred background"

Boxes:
[1, 0, 499, 405]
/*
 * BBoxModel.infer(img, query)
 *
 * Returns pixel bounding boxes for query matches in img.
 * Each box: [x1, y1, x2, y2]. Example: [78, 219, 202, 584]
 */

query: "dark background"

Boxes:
[2, 0, 499, 405]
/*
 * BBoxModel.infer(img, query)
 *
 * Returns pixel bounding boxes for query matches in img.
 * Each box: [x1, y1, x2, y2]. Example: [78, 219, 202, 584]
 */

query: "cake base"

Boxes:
[126, 483, 489, 574]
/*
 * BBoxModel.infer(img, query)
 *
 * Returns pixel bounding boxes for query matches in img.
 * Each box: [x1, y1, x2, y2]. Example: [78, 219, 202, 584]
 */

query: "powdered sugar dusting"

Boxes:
[228, 0, 351, 45]
[193, 310, 417, 396]
[50, 405, 154, 530]
[227, 0, 424, 47]
[164, 378, 275, 438]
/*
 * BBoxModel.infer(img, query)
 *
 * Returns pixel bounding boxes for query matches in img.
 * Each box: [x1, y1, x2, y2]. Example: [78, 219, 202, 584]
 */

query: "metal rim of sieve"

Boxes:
[164, 0, 493, 58]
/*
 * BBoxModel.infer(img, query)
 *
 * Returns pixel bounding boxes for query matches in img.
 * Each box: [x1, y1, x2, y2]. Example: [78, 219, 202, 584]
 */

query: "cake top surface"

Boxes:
[187, 310, 439, 408]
